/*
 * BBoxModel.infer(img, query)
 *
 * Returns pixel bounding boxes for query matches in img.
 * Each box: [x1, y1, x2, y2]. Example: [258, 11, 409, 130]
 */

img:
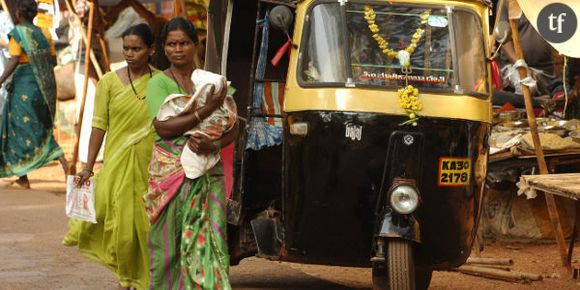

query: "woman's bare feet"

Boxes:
[17, 175, 30, 188]
[8, 175, 31, 189]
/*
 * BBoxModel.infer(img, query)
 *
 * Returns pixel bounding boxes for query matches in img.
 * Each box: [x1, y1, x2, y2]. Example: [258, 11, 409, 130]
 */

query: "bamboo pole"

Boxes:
[489, 0, 505, 46]
[175, 0, 188, 17]
[472, 237, 482, 257]
[506, 0, 571, 273]
[63, 0, 103, 78]
[71, 1, 95, 175]
[466, 257, 513, 266]
[454, 265, 542, 282]
[97, 35, 110, 71]
[92, 0, 110, 72]
[468, 264, 512, 271]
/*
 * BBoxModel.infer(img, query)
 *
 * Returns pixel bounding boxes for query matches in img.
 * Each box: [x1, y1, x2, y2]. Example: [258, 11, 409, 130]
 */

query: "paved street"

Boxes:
[0, 164, 360, 290]
[2, 164, 580, 290]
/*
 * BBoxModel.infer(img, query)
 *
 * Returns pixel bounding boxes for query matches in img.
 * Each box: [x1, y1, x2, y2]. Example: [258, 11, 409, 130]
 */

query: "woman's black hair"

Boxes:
[18, 0, 38, 23]
[159, 16, 199, 45]
[151, 17, 199, 70]
[122, 23, 155, 48]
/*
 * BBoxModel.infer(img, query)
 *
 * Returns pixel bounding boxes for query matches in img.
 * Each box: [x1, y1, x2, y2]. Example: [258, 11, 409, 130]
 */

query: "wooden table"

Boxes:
[518, 173, 580, 277]
[519, 174, 580, 201]
[487, 151, 580, 187]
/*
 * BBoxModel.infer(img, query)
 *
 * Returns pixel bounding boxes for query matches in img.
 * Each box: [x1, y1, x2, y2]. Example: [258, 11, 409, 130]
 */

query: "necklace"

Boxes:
[364, 8, 431, 69]
[127, 66, 152, 100]
[169, 68, 186, 94]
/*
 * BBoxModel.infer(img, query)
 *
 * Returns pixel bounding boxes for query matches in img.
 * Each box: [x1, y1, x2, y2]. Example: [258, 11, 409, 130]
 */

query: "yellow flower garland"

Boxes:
[364, 7, 431, 66]
[363, 7, 429, 126]
[398, 85, 422, 126]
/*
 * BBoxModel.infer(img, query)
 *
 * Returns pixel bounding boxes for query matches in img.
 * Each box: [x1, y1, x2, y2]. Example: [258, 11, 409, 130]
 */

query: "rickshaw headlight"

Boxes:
[389, 185, 419, 214]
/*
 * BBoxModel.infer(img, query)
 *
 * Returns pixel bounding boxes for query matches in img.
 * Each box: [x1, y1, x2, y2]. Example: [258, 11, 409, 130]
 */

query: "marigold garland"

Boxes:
[363, 7, 429, 126]
[398, 85, 422, 126]
[363, 7, 431, 67]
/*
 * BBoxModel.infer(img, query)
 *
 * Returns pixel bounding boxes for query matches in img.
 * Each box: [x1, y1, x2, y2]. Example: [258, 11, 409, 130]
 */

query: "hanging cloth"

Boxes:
[246, 14, 283, 150]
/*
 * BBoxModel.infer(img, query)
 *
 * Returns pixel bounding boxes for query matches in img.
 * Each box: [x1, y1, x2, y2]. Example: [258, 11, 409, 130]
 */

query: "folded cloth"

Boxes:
[157, 69, 237, 179]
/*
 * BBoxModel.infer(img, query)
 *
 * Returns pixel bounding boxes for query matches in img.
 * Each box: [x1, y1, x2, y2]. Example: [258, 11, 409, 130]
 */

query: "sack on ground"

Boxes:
[65, 175, 97, 223]
[55, 62, 75, 101]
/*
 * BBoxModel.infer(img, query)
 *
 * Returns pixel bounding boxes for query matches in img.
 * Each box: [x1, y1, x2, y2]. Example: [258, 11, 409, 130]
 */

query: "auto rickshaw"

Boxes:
[216, 0, 492, 288]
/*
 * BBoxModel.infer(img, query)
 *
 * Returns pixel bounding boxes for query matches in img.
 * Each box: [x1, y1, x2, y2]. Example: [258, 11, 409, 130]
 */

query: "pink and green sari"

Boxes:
[144, 75, 231, 289]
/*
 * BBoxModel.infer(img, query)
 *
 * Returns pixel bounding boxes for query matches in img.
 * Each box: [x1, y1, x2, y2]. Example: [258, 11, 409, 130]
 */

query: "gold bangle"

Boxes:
[193, 111, 201, 123]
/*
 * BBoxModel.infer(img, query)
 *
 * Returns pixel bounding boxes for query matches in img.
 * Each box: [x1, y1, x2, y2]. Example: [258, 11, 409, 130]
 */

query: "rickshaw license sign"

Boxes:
[438, 157, 471, 186]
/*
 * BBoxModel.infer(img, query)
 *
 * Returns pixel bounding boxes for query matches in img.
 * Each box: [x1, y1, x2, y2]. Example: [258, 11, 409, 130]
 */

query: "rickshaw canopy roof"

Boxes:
[513, 0, 580, 58]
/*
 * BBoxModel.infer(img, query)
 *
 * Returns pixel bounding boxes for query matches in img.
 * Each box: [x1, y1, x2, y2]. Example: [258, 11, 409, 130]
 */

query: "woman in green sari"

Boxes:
[63, 24, 158, 290]
[0, 0, 67, 188]
[143, 17, 239, 290]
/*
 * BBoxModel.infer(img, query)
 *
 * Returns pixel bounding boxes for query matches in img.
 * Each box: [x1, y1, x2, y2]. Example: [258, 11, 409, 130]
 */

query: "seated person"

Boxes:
[493, 6, 573, 109]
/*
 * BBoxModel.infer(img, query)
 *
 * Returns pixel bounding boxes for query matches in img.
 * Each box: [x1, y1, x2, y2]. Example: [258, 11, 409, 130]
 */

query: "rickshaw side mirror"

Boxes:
[270, 5, 294, 34]
[494, 21, 511, 44]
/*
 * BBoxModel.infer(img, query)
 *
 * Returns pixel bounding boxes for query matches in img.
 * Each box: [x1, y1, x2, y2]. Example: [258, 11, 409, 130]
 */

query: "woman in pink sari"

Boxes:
[143, 17, 238, 290]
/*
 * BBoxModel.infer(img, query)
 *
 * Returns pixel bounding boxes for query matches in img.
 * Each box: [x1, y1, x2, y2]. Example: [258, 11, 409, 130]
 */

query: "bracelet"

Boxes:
[193, 111, 202, 123]
[81, 168, 94, 177]
[212, 140, 221, 151]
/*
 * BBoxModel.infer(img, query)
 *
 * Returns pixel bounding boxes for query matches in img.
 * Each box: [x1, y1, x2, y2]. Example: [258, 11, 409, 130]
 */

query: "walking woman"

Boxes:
[63, 23, 158, 290]
[143, 17, 238, 289]
[0, 0, 67, 188]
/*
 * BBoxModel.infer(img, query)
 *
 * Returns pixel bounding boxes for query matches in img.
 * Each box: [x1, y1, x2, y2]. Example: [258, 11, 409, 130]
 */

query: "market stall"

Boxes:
[518, 173, 580, 277]
[481, 116, 580, 241]
[480, 0, 580, 275]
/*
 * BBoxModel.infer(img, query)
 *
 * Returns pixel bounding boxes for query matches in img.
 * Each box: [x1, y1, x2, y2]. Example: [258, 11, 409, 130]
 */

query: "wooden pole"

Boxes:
[489, 0, 505, 46]
[466, 257, 513, 266]
[454, 265, 542, 282]
[175, 0, 187, 17]
[507, 1, 571, 273]
[467, 264, 512, 271]
[97, 35, 110, 71]
[71, 1, 95, 175]
[92, 0, 110, 72]
[63, 0, 103, 78]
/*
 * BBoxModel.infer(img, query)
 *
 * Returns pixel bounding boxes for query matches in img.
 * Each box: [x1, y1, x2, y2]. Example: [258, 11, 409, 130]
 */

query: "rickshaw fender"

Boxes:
[376, 210, 421, 243]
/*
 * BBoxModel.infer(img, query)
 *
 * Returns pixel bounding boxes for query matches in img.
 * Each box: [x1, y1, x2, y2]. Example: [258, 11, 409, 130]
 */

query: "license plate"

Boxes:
[438, 157, 471, 186]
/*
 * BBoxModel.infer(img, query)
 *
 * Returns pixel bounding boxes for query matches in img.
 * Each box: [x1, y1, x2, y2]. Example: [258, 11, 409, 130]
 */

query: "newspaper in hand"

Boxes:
[65, 175, 97, 223]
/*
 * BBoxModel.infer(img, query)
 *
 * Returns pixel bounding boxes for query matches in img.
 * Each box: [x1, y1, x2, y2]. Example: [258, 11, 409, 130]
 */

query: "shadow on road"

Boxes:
[232, 277, 360, 290]
[230, 258, 370, 290]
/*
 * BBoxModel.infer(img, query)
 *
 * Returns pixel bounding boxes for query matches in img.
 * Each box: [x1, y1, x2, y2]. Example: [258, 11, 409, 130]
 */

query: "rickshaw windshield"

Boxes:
[299, 2, 488, 97]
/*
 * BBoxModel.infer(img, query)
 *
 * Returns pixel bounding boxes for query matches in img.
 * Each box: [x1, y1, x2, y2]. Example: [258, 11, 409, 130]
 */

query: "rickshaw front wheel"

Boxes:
[372, 238, 431, 290]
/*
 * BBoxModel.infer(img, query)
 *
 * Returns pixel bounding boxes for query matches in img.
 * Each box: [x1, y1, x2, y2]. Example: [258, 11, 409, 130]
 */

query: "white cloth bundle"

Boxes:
[157, 69, 237, 179]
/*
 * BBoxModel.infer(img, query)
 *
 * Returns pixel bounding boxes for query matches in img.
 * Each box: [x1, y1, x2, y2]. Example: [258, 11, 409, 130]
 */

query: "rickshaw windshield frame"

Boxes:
[297, 1, 489, 98]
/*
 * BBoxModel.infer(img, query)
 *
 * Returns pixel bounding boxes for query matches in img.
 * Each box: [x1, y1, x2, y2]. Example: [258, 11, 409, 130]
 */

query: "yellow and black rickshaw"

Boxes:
[209, 0, 493, 288]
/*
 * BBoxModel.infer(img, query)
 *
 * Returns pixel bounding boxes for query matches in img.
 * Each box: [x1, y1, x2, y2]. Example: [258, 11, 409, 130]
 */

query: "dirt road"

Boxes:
[2, 163, 580, 289]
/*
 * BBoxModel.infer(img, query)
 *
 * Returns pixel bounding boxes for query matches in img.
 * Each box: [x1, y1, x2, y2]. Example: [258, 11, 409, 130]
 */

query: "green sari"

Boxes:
[64, 70, 157, 290]
[143, 73, 231, 290]
[0, 24, 62, 177]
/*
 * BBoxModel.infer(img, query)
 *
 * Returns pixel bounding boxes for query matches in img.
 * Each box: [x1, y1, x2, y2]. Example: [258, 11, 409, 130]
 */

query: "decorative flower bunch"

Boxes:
[364, 7, 431, 65]
[398, 85, 423, 126]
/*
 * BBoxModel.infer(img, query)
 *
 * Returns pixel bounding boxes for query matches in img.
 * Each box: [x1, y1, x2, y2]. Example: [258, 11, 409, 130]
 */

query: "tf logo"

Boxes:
[537, 3, 577, 43]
